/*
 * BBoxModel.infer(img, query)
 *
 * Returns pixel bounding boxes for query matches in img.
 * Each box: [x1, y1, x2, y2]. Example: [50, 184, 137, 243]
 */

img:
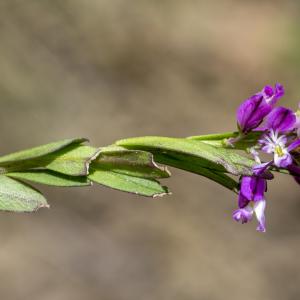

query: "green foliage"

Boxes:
[7, 170, 91, 187]
[116, 136, 255, 175]
[0, 133, 264, 212]
[89, 146, 170, 197]
[0, 138, 87, 165]
[187, 131, 263, 150]
[153, 152, 238, 192]
[44, 145, 100, 176]
[0, 175, 48, 212]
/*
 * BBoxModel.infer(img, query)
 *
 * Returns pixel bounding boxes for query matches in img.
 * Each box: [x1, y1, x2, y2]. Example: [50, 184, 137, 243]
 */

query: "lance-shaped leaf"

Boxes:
[96, 146, 170, 178]
[0, 175, 48, 212]
[7, 170, 91, 187]
[187, 131, 263, 150]
[116, 136, 255, 176]
[154, 152, 238, 192]
[89, 168, 169, 197]
[0, 144, 101, 177]
[44, 145, 101, 176]
[88, 146, 170, 197]
[0, 138, 87, 166]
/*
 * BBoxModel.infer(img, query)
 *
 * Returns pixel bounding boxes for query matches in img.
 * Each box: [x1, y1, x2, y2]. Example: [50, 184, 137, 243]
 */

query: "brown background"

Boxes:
[0, 1, 299, 299]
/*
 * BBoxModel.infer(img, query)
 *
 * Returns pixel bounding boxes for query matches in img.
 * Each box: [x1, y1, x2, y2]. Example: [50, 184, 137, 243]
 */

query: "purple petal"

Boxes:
[288, 164, 300, 176]
[288, 165, 300, 185]
[253, 162, 274, 179]
[240, 176, 266, 202]
[264, 83, 284, 106]
[233, 206, 253, 224]
[295, 103, 300, 136]
[261, 144, 273, 153]
[262, 85, 274, 98]
[265, 107, 296, 132]
[294, 176, 300, 185]
[274, 153, 293, 168]
[294, 176, 300, 184]
[237, 95, 272, 133]
[238, 192, 250, 209]
[288, 139, 300, 152]
[254, 199, 266, 232]
[275, 83, 285, 100]
[253, 178, 267, 201]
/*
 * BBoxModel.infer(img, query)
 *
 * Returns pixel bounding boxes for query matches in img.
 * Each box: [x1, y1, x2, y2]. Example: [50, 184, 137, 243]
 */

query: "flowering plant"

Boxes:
[0, 84, 299, 232]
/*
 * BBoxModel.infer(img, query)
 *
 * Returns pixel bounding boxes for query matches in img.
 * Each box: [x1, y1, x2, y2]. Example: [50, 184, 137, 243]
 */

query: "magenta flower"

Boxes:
[264, 106, 296, 132]
[261, 83, 284, 106]
[237, 84, 284, 133]
[233, 176, 267, 232]
[233, 83, 300, 233]
[259, 130, 300, 168]
[288, 164, 300, 186]
[295, 103, 300, 137]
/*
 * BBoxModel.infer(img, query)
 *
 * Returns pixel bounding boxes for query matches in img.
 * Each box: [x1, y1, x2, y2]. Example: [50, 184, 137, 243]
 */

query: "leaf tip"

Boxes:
[152, 187, 172, 198]
[35, 202, 50, 211]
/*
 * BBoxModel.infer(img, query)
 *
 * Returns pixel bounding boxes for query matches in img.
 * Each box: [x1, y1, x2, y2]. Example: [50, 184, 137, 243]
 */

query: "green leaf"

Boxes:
[187, 131, 263, 150]
[89, 146, 170, 197]
[89, 167, 169, 197]
[0, 175, 49, 212]
[96, 146, 170, 178]
[44, 145, 101, 176]
[0, 138, 87, 165]
[154, 152, 238, 192]
[116, 136, 255, 176]
[188, 132, 238, 141]
[7, 170, 91, 187]
[0, 144, 101, 177]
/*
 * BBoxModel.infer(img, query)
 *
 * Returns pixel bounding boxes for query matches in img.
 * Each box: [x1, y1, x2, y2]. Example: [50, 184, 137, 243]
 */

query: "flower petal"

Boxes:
[288, 139, 300, 152]
[264, 83, 284, 106]
[240, 176, 266, 202]
[233, 206, 254, 224]
[237, 95, 272, 133]
[253, 162, 274, 179]
[238, 192, 250, 209]
[288, 164, 300, 186]
[274, 152, 293, 168]
[254, 199, 266, 232]
[253, 178, 267, 201]
[265, 107, 296, 132]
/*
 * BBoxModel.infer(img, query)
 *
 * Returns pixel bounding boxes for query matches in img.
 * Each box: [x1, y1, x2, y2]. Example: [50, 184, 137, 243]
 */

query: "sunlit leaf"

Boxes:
[7, 170, 91, 187]
[89, 167, 169, 197]
[187, 131, 263, 150]
[45, 145, 101, 176]
[0, 138, 87, 165]
[154, 152, 238, 192]
[0, 175, 48, 212]
[116, 136, 255, 176]
[96, 146, 170, 178]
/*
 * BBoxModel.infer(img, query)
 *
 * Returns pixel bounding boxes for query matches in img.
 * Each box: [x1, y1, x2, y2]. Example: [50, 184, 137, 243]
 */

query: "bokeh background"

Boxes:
[0, 1, 299, 299]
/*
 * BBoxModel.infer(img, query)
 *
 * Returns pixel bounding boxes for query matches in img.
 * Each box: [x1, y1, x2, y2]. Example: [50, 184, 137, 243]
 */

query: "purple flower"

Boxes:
[262, 83, 284, 106]
[233, 207, 253, 224]
[265, 106, 296, 132]
[237, 84, 284, 133]
[288, 164, 300, 186]
[239, 176, 266, 203]
[233, 176, 267, 232]
[253, 162, 274, 179]
[259, 130, 300, 168]
[295, 103, 300, 137]
[237, 95, 272, 133]
[232, 84, 300, 233]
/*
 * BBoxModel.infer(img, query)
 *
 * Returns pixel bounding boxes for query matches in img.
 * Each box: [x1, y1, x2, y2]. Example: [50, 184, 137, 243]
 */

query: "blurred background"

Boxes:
[0, 1, 299, 299]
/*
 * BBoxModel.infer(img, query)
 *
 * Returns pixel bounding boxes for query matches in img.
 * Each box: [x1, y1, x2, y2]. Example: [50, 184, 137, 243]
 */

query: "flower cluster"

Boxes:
[233, 84, 300, 232]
